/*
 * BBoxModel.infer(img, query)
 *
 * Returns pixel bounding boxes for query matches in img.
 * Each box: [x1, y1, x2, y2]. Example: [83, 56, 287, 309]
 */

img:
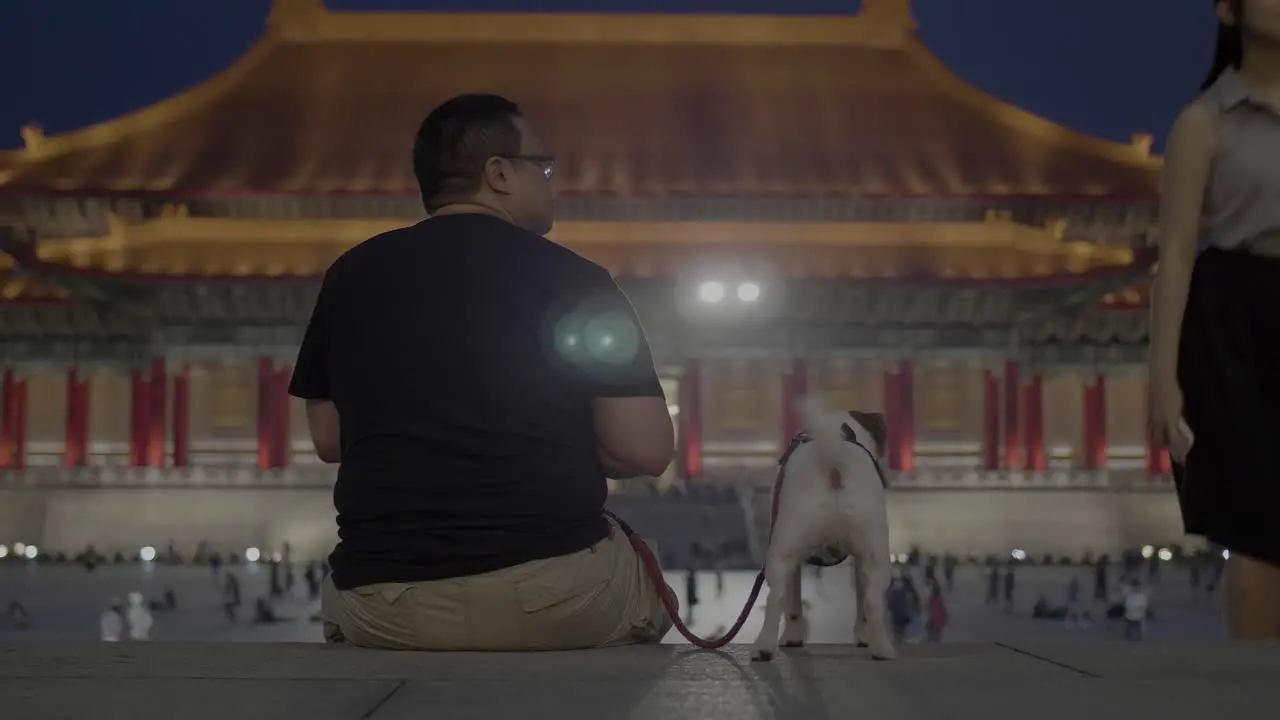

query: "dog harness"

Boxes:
[777, 423, 890, 489]
[774, 422, 890, 567]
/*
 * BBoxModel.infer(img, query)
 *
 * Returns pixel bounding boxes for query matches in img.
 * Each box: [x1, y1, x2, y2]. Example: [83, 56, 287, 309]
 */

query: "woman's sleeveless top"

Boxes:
[1199, 69, 1280, 258]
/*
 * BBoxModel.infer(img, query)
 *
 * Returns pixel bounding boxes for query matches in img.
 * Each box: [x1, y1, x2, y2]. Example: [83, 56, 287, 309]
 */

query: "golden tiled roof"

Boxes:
[0, 1, 1161, 199]
[30, 212, 1141, 279]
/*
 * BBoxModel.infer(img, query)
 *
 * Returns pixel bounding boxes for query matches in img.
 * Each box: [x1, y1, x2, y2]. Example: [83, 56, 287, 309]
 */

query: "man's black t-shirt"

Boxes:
[288, 214, 664, 590]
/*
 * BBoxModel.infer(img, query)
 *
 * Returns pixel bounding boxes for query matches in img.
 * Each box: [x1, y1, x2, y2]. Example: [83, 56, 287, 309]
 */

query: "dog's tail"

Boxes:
[800, 394, 846, 475]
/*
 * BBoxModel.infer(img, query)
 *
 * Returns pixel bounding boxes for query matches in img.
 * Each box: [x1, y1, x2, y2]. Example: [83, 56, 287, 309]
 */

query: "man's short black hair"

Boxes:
[412, 94, 524, 213]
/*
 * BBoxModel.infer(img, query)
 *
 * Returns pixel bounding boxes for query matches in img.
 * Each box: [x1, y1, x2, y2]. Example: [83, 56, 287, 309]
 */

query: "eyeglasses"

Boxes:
[497, 154, 556, 179]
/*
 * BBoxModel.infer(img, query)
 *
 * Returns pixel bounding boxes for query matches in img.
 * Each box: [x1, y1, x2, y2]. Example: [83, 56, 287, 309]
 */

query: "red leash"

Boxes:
[602, 466, 787, 649]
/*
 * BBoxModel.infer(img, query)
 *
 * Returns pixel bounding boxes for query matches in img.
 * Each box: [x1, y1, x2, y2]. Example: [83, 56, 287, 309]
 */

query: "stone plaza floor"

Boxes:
[5, 561, 1271, 719]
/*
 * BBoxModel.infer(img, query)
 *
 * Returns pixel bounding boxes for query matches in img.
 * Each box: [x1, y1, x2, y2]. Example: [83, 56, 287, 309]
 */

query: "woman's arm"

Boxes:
[1149, 103, 1216, 390]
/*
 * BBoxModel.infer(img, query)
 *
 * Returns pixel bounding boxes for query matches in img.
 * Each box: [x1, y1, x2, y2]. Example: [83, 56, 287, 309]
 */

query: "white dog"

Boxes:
[749, 396, 896, 661]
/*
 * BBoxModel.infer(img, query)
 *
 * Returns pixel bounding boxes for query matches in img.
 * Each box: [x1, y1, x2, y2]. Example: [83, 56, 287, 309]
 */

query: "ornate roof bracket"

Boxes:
[0, 224, 150, 307]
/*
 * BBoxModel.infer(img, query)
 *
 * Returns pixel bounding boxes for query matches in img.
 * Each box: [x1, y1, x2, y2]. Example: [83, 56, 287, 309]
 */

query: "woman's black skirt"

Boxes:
[1175, 247, 1280, 566]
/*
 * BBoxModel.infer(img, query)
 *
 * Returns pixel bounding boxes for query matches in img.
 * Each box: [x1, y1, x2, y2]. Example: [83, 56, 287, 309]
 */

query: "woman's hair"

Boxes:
[1202, 0, 1244, 90]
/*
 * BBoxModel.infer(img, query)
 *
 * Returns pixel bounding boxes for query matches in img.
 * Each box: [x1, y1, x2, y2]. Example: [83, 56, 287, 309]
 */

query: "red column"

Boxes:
[129, 368, 150, 467]
[1002, 360, 1021, 470]
[681, 359, 702, 479]
[783, 358, 808, 443]
[147, 357, 167, 467]
[883, 365, 901, 471]
[271, 366, 291, 468]
[897, 360, 915, 473]
[172, 365, 190, 468]
[1, 368, 13, 468]
[76, 374, 90, 466]
[1146, 429, 1172, 476]
[982, 367, 1000, 470]
[1082, 381, 1097, 469]
[1083, 375, 1108, 470]
[1022, 373, 1045, 472]
[64, 367, 79, 466]
[1152, 425, 1162, 476]
[257, 357, 273, 470]
[12, 379, 26, 471]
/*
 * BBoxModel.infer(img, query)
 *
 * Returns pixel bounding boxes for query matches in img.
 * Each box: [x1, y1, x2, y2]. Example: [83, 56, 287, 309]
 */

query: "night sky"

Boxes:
[0, 0, 1215, 153]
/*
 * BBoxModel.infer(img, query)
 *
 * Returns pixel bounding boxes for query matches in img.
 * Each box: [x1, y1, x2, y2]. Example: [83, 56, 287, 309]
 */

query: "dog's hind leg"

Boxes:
[780, 566, 808, 647]
[853, 546, 897, 660]
[851, 555, 869, 648]
[750, 556, 800, 662]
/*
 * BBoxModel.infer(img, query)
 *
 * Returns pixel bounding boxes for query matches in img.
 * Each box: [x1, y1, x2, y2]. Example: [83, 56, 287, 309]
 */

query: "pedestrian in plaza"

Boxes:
[1122, 581, 1149, 641]
[126, 592, 153, 641]
[684, 567, 700, 625]
[5, 600, 29, 630]
[1065, 577, 1088, 629]
[887, 577, 914, 644]
[222, 573, 242, 622]
[1093, 555, 1109, 602]
[1149, 0, 1280, 639]
[925, 583, 949, 643]
[943, 553, 958, 592]
[99, 600, 123, 642]
[1002, 564, 1017, 613]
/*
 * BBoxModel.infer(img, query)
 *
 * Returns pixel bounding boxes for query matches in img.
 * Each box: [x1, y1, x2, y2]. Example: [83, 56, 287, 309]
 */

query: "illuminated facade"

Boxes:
[0, 0, 1167, 490]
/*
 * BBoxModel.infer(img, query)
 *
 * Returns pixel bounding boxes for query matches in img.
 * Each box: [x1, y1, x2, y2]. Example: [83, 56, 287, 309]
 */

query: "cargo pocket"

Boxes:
[353, 583, 414, 606]
[339, 583, 423, 650]
[513, 545, 616, 648]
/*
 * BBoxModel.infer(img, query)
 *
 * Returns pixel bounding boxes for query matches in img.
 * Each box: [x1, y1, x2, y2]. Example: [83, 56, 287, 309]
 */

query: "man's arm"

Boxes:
[289, 273, 340, 463]
[594, 398, 674, 478]
[556, 272, 674, 477]
[304, 399, 341, 464]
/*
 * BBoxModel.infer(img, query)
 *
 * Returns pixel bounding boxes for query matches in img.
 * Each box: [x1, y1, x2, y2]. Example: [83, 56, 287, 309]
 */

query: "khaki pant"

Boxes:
[321, 524, 674, 650]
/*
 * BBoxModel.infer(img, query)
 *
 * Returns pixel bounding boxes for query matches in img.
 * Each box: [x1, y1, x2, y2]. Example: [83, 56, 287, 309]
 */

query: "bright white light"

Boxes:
[1010, 549, 1027, 561]
[140, 546, 156, 562]
[1222, 549, 1231, 560]
[1141, 544, 1154, 559]
[23, 544, 37, 559]
[697, 281, 726, 304]
[1157, 548, 1173, 562]
[245, 547, 261, 563]
[736, 281, 761, 303]
[0, 545, 8, 559]
[667, 404, 680, 416]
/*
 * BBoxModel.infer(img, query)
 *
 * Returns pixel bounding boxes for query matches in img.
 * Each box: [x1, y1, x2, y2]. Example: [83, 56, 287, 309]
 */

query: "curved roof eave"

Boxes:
[0, 28, 281, 168]
[900, 36, 1163, 173]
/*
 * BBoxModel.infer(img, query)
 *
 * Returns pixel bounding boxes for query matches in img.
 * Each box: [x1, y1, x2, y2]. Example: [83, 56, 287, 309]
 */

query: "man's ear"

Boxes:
[482, 156, 511, 195]
[847, 410, 887, 457]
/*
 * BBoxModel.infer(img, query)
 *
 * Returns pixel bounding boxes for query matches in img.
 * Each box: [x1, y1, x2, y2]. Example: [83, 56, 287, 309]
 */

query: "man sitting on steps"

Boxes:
[289, 93, 676, 650]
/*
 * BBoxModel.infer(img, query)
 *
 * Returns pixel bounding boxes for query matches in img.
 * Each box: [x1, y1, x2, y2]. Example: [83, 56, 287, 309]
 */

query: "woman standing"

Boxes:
[1149, 0, 1280, 639]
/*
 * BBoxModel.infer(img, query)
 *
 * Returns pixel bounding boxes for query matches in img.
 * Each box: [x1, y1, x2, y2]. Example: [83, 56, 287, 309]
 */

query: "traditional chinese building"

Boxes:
[0, 0, 1175, 552]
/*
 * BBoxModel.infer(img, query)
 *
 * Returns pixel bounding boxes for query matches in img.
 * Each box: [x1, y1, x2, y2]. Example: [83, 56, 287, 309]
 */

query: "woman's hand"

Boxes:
[1149, 376, 1190, 465]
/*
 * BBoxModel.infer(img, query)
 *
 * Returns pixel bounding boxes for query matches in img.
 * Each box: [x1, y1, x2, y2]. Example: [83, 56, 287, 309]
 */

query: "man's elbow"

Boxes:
[593, 396, 676, 477]
[629, 446, 675, 478]
[612, 427, 676, 477]
[314, 443, 341, 464]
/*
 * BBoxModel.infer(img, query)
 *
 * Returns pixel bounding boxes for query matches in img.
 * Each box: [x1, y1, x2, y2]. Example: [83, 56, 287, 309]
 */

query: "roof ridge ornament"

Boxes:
[20, 123, 45, 156]
[858, 0, 918, 35]
[1130, 131, 1154, 158]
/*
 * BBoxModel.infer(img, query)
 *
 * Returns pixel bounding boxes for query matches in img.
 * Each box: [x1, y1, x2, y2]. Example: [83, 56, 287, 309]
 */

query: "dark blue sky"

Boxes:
[0, 0, 1214, 152]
